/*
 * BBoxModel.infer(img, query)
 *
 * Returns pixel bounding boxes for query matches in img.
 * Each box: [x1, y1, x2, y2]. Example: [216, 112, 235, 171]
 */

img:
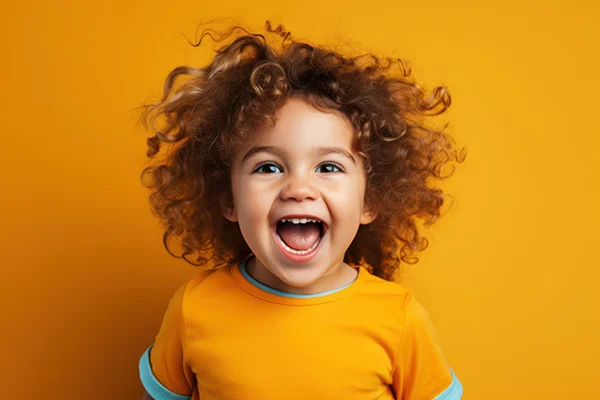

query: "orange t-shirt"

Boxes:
[139, 260, 463, 399]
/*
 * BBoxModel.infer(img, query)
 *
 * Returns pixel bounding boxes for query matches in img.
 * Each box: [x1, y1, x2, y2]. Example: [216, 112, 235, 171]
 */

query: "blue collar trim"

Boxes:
[239, 260, 355, 298]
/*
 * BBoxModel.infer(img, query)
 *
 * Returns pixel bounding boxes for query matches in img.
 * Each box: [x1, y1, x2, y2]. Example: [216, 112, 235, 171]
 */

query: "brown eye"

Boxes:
[316, 163, 343, 173]
[254, 163, 282, 174]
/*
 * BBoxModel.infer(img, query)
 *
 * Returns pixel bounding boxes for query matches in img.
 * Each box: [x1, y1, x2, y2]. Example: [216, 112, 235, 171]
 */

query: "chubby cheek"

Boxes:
[236, 180, 274, 230]
[326, 186, 365, 235]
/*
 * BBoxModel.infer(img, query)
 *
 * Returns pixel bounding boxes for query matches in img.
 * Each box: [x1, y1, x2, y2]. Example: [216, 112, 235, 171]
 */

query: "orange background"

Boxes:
[1, 1, 599, 399]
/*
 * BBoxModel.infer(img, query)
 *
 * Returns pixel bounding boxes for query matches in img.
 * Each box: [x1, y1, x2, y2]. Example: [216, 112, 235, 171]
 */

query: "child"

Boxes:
[137, 20, 465, 400]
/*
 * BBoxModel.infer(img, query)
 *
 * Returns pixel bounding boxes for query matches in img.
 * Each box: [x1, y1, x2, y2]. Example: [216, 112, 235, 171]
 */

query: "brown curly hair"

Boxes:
[136, 20, 466, 281]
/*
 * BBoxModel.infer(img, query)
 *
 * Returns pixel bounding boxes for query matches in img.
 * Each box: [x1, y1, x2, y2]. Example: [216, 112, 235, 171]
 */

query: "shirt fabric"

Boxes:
[139, 260, 463, 399]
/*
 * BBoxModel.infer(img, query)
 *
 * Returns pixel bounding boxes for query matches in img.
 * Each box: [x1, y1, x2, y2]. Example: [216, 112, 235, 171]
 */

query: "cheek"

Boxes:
[327, 194, 364, 227]
[336, 177, 367, 209]
[237, 181, 273, 221]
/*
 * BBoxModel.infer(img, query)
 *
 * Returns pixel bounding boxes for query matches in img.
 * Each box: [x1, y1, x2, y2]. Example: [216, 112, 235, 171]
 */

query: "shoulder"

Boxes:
[185, 265, 223, 291]
[163, 265, 224, 312]
[351, 266, 423, 327]
[357, 266, 414, 305]
[357, 268, 441, 342]
[176, 264, 236, 310]
[355, 267, 441, 336]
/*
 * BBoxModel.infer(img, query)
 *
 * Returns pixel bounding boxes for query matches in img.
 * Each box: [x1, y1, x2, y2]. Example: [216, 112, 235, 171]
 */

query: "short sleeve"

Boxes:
[139, 281, 196, 399]
[391, 292, 463, 400]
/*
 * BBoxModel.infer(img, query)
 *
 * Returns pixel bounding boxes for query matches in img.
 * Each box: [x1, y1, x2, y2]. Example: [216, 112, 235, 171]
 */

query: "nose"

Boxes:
[279, 174, 319, 202]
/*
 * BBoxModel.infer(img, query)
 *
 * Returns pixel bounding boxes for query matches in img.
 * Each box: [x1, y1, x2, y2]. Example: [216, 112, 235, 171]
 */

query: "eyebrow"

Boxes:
[241, 146, 356, 165]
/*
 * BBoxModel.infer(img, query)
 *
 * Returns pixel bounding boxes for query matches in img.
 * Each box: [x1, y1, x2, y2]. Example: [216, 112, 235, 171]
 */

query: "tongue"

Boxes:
[277, 223, 321, 251]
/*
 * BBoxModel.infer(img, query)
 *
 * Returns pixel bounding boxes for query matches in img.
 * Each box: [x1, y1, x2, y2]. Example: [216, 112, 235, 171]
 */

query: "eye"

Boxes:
[316, 163, 344, 173]
[254, 163, 282, 174]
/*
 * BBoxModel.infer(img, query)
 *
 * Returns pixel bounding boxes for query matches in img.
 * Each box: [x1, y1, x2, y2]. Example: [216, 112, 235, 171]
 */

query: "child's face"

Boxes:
[225, 96, 375, 294]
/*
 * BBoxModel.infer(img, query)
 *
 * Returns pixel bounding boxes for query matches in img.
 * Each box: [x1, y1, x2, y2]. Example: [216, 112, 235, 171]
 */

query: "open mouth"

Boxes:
[274, 218, 326, 256]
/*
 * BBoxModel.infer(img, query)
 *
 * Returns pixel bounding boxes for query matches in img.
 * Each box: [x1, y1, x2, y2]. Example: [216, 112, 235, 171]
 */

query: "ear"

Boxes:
[219, 195, 238, 222]
[360, 204, 377, 225]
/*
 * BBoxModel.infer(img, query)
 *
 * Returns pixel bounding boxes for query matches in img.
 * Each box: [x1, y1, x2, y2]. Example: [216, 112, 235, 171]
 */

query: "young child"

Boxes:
[137, 20, 465, 400]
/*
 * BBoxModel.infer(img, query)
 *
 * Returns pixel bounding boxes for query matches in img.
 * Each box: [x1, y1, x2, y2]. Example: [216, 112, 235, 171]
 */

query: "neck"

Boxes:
[245, 256, 358, 295]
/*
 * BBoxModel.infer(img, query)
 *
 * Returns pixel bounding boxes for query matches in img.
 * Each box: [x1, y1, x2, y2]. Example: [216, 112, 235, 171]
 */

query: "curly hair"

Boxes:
[136, 20, 466, 281]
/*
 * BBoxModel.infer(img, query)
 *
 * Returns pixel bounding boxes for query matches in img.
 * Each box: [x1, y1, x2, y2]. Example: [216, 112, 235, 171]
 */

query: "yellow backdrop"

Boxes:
[1, 0, 598, 398]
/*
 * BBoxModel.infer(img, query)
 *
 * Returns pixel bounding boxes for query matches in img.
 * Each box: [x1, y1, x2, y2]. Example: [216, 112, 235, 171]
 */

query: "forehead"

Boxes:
[247, 97, 355, 149]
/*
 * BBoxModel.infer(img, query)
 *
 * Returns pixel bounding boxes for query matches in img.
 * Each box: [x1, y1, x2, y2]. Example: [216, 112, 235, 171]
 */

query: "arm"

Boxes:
[392, 292, 463, 399]
[139, 281, 197, 400]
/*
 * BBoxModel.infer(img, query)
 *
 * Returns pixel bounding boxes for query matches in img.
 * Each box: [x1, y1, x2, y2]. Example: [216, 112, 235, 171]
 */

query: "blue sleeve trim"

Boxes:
[433, 369, 463, 399]
[139, 344, 192, 400]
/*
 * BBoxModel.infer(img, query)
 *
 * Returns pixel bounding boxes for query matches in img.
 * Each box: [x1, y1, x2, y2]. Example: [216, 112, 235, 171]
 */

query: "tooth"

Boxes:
[300, 218, 307, 224]
[292, 218, 300, 224]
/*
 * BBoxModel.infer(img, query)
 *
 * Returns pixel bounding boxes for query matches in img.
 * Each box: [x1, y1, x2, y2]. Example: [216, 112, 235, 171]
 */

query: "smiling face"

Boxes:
[224, 96, 375, 294]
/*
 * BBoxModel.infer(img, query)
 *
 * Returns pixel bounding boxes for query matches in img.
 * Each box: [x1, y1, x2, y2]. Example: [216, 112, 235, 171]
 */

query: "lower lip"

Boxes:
[272, 229, 323, 263]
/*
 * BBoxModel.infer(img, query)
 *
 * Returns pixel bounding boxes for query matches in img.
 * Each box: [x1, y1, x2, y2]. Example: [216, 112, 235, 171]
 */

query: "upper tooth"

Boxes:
[280, 218, 321, 224]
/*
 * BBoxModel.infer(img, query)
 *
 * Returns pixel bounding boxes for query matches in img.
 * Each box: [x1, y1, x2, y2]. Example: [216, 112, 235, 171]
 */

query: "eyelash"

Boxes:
[253, 162, 345, 174]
